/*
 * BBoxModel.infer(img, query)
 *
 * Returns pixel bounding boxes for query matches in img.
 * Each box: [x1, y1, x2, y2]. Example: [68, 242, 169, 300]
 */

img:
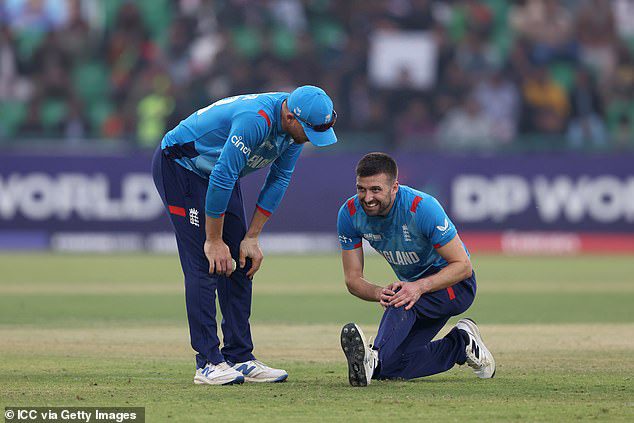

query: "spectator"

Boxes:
[106, 2, 153, 106]
[575, 0, 617, 81]
[433, 60, 471, 120]
[165, 17, 195, 87]
[27, 29, 73, 134]
[601, 39, 633, 147]
[367, 95, 390, 137]
[473, 69, 520, 142]
[57, 0, 95, 60]
[395, 98, 435, 148]
[385, 0, 436, 31]
[566, 69, 607, 148]
[270, 0, 308, 33]
[454, 29, 500, 76]
[508, 39, 532, 79]
[63, 97, 88, 143]
[19, 97, 45, 136]
[511, 0, 578, 64]
[437, 96, 494, 149]
[29, 30, 71, 98]
[136, 75, 175, 148]
[346, 75, 372, 130]
[612, 0, 634, 41]
[451, 0, 495, 38]
[612, 41, 634, 97]
[432, 24, 456, 81]
[0, 24, 29, 100]
[6, 0, 65, 32]
[613, 115, 633, 149]
[520, 65, 569, 134]
[606, 91, 634, 147]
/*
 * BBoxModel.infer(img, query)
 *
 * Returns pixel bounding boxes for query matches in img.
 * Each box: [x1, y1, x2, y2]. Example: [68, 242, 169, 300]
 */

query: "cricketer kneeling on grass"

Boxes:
[152, 86, 337, 385]
[337, 152, 496, 386]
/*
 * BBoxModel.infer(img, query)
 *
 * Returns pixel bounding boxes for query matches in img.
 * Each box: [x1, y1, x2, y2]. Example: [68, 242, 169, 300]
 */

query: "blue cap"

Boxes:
[287, 85, 338, 147]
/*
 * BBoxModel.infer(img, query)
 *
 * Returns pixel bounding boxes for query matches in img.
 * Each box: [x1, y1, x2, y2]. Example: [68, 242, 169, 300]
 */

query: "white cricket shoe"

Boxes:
[340, 323, 378, 387]
[194, 362, 245, 385]
[456, 318, 496, 379]
[232, 360, 288, 383]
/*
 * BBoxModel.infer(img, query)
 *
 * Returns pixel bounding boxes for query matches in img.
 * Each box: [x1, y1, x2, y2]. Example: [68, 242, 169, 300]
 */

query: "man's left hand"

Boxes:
[239, 236, 263, 278]
[388, 281, 427, 310]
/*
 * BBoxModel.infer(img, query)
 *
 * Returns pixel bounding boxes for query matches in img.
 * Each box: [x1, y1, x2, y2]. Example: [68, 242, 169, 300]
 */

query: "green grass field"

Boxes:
[1, 253, 633, 421]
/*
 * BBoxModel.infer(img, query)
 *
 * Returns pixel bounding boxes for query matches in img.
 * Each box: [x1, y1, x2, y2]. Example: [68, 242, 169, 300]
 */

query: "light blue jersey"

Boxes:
[161, 92, 300, 217]
[337, 185, 469, 282]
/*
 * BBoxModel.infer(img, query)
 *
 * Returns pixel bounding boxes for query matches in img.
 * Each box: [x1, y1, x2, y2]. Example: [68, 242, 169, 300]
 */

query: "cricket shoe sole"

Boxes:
[340, 323, 375, 387]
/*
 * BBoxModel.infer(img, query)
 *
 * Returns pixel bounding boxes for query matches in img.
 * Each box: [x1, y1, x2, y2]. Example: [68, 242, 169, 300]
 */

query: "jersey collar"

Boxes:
[274, 94, 289, 135]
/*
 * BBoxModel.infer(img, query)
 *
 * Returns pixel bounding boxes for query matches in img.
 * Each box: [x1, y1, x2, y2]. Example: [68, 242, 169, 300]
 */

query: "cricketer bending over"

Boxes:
[337, 152, 495, 386]
[152, 86, 338, 385]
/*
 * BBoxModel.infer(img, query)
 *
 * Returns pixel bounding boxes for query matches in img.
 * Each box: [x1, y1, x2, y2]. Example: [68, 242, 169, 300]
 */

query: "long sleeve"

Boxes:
[206, 112, 268, 217]
[254, 142, 303, 215]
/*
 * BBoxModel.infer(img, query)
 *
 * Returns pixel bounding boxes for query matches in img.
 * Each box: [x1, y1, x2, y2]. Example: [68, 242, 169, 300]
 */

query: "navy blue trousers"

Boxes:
[372, 273, 476, 380]
[152, 146, 256, 369]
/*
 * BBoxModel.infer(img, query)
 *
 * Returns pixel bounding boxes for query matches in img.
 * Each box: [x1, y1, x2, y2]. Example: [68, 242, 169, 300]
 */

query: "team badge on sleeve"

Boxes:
[436, 218, 449, 232]
[339, 235, 353, 244]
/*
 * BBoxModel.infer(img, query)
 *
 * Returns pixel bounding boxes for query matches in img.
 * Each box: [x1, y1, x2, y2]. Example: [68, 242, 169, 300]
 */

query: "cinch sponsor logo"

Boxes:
[0, 173, 163, 221]
[231, 135, 251, 155]
[378, 250, 420, 266]
[363, 233, 382, 241]
[452, 175, 634, 223]
[247, 154, 273, 169]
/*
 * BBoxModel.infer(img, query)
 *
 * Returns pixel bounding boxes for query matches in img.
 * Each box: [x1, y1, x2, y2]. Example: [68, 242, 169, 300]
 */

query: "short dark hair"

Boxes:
[356, 152, 398, 181]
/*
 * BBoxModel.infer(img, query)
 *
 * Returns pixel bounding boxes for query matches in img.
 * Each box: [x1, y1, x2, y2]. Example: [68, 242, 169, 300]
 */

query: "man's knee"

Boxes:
[375, 306, 416, 356]
[383, 305, 416, 325]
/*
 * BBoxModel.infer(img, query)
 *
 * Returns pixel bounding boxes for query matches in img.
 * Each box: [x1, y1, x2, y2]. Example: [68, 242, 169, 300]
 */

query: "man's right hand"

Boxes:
[379, 283, 397, 308]
[204, 239, 234, 276]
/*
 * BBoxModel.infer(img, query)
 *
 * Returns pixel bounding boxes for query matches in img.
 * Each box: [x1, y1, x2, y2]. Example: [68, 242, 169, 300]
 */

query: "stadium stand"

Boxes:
[0, 0, 632, 151]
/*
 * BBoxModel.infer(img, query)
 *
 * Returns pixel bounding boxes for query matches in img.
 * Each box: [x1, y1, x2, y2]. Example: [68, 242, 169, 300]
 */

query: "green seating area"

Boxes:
[0, 101, 26, 138]
[0, 0, 631, 149]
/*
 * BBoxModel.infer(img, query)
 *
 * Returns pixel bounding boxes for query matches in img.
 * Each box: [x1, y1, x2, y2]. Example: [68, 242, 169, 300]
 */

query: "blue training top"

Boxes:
[161, 92, 300, 217]
[337, 185, 470, 282]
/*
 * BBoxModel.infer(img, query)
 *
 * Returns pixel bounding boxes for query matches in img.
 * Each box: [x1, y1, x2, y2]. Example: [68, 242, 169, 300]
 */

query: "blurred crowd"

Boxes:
[0, 0, 633, 151]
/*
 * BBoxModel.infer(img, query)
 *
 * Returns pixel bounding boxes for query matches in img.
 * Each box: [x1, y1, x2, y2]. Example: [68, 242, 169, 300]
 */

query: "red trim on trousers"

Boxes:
[447, 286, 456, 300]
[168, 205, 186, 217]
